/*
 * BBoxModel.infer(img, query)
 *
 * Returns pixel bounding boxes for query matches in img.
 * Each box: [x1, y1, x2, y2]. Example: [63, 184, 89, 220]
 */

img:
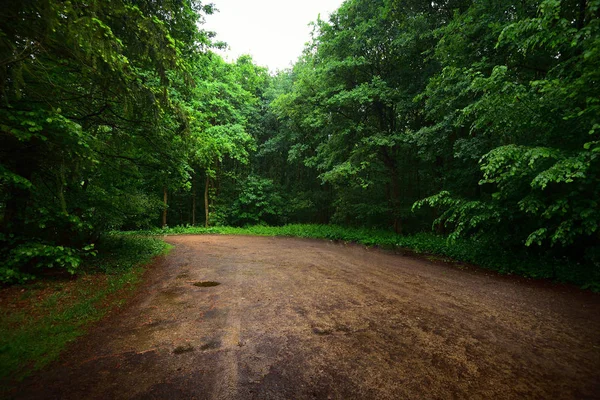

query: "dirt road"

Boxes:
[13, 235, 600, 399]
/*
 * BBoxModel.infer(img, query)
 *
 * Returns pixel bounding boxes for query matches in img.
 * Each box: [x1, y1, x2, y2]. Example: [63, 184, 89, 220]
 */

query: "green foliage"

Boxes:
[2, 0, 598, 288]
[479, 145, 599, 247]
[0, 0, 213, 279]
[228, 175, 286, 226]
[0, 242, 95, 284]
[413, 0, 600, 260]
[91, 234, 172, 274]
[413, 191, 503, 241]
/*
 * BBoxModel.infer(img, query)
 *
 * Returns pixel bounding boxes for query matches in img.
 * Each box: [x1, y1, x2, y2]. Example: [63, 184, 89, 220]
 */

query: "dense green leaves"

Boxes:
[415, 0, 600, 256]
[2, 0, 599, 284]
[265, 0, 600, 276]
[0, 0, 216, 281]
[227, 175, 286, 226]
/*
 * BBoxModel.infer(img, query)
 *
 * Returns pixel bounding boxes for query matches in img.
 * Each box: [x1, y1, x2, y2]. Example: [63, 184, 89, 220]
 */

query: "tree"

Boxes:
[270, 0, 462, 231]
[415, 0, 600, 262]
[0, 0, 210, 280]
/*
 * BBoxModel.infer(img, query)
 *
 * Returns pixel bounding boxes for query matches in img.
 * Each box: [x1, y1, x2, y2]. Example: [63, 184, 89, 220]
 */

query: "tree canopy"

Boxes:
[1, 0, 599, 283]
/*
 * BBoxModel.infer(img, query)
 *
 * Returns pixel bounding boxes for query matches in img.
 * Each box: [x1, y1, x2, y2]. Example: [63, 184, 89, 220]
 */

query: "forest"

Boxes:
[1, 0, 599, 286]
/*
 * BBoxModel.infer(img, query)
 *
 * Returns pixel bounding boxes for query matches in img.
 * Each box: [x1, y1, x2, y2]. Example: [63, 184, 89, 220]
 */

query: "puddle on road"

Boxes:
[160, 288, 182, 299]
[200, 340, 221, 351]
[173, 344, 195, 354]
[193, 281, 220, 287]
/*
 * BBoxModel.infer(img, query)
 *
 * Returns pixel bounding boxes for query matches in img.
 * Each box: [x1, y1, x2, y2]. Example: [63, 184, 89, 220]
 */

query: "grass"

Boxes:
[123, 224, 600, 290]
[0, 235, 171, 389]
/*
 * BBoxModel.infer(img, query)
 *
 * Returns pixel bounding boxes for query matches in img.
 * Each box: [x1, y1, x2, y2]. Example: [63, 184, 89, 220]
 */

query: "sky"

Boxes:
[202, 0, 346, 72]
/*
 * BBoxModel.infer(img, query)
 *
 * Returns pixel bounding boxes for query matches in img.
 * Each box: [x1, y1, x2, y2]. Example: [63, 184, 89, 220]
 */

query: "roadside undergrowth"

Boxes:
[0, 235, 171, 389]
[123, 224, 599, 291]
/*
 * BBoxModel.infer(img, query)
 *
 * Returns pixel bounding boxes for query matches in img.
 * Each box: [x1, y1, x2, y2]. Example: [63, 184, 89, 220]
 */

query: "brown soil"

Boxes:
[10, 235, 600, 399]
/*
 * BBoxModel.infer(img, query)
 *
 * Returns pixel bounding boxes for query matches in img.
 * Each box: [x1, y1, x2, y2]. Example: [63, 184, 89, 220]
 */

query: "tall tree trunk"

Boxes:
[381, 148, 402, 234]
[204, 174, 210, 228]
[388, 168, 402, 234]
[162, 186, 168, 228]
[57, 161, 68, 215]
[192, 173, 196, 226]
[577, 0, 587, 30]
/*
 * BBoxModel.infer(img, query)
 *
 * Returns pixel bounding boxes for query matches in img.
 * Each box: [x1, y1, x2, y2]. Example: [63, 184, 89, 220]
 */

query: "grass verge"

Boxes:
[0, 235, 171, 389]
[123, 224, 599, 291]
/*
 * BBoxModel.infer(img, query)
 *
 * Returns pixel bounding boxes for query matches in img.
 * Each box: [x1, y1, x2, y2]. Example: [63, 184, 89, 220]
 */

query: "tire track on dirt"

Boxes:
[212, 258, 242, 400]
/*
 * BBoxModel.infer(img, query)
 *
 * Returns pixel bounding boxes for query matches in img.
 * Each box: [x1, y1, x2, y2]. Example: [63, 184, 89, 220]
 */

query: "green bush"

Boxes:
[91, 234, 171, 274]
[0, 236, 96, 284]
[228, 175, 286, 226]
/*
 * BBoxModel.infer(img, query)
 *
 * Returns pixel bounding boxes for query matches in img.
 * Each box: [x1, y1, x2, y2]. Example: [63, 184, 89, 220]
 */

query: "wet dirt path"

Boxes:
[13, 235, 600, 399]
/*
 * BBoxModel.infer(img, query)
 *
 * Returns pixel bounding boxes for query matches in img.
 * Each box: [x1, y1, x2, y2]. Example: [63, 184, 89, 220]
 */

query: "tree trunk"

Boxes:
[381, 148, 402, 235]
[192, 173, 196, 226]
[57, 161, 68, 215]
[162, 186, 168, 228]
[204, 174, 210, 228]
[1, 139, 35, 234]
[577, 0, 587, 30]
[390, 171, 402, 234]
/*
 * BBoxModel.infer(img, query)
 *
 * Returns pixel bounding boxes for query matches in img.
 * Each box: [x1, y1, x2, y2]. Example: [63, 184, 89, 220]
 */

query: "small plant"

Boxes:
[0, 240, 97, 284]
[228, 175, 286, 226]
